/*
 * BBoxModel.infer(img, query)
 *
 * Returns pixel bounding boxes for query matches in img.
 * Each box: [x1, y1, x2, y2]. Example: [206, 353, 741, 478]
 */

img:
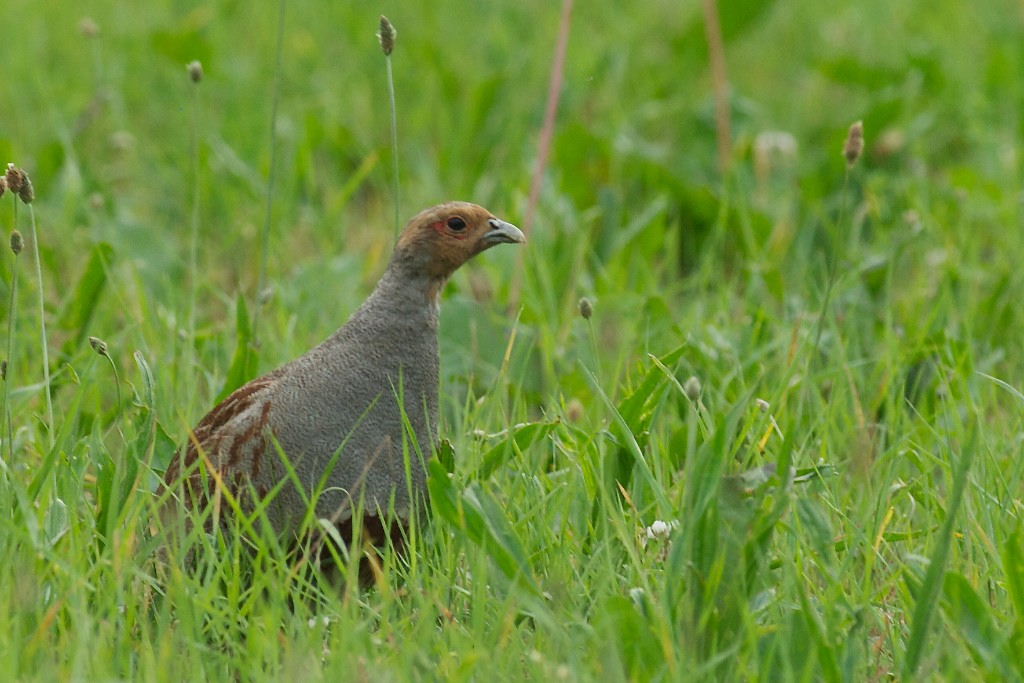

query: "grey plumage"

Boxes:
[164, 202, 525, 564]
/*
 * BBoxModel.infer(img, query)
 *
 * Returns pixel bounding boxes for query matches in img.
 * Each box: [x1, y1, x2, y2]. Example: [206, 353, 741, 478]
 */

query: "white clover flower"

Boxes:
[644, 519, 679, 540]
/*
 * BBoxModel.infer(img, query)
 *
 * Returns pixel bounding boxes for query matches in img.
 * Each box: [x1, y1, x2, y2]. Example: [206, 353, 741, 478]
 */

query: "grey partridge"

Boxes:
[163, 202, 525, 576]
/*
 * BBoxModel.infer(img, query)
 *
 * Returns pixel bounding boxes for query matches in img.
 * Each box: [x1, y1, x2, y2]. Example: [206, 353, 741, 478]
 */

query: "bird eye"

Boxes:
[447, 217, 466, 231]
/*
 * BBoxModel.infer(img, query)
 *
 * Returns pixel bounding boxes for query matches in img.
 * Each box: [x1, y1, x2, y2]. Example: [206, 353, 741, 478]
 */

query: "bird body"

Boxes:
[164, 202, 524, 560]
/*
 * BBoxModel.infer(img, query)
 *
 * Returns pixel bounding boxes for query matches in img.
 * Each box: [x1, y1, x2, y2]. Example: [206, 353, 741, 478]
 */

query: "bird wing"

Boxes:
[164, 375, 278, 510]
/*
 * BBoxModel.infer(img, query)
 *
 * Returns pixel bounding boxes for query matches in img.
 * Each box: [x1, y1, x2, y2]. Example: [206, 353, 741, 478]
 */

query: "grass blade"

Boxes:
[583, 365, 671, 513]
[902, 440, 975, 676]
[56, 242, 114, 359]
[215, 292, 258, 402]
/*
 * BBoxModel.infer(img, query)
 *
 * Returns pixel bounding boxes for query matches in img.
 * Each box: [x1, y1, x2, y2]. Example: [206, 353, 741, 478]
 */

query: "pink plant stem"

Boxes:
[701, 0, 731, 175]
[510, 0, 573, 309]
[523, 0, 573, 238]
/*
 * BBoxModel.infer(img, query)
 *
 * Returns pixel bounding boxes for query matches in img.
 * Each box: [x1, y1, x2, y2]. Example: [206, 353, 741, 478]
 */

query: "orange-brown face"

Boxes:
[395, 201, 525, 280]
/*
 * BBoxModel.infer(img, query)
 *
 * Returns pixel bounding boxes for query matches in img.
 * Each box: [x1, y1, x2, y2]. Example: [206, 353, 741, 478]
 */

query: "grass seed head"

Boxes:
[5, 164, 23, 195]
[683, 375, 702, 401]
[18, 178, 34, 204]
[578, 297, 593, 320]
[4, 164, 33, 204]
[187, 60, 203, 83]
[843, 120, 864, 168]
[378, 16, 396, 56]
[0, 176, 6, 198]
[79, 17, 100, 38]
[566, 398, 584, 423]
[88, 336, 109, 357]
[10, 230, 23, 255]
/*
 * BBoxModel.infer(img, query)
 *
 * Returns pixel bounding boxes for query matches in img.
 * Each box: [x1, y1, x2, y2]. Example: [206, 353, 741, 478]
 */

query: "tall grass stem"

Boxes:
[701, 0, 732, 175]
[385, 57, 400, 240]
[810, 139, 858, 359]
[252, 0, 289, 345]
[3, 239, 19, 462]
[27, 206, 53, 448]
[187, 65, 202, 407]
[902, 433, 976, 675]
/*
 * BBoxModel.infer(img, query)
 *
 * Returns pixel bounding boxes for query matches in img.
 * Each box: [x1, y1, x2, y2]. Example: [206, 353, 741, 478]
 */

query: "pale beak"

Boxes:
[482, 218, 526, 245]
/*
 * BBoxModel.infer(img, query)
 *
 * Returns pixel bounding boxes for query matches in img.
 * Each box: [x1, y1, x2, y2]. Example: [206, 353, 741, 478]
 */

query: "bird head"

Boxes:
[392, 202, 526, 282]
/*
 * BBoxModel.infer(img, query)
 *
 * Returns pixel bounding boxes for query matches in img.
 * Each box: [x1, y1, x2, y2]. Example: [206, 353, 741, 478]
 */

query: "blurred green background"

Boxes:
[3, 0, 1021, 420]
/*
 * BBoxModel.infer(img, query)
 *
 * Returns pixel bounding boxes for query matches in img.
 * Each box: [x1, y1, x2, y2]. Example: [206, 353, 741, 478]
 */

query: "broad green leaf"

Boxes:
[585, 366, 671, 514]
[216, 293, 259, 403]
[617, 343, 687, 434]
[427, 457, 460, 525]
[476, 419, 560, 480]
[461, 483, 535, 588]
[593, 595, 663, 679]
[428, 459, 538, 594]
[600, 344, 686, 499]
[436, 438, 455, 475]
[56, 242, 114, 358]
[43, 496, 68, 548]
[133, 350, 156, 410]
[150, 420, 180, 474]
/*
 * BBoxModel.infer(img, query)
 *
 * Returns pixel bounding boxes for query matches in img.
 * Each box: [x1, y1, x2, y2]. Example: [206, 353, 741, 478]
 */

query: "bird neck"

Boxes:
[363, 256, 446, 320]
[381, 247, 451, 307]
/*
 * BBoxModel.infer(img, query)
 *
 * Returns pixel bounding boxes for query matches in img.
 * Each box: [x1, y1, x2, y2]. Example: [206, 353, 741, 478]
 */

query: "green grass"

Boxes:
[3, 0, 1024, 680]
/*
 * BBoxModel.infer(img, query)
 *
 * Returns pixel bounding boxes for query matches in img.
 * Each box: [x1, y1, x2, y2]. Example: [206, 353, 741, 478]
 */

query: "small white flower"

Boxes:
[645, 519, 679, 540]
[307, 618, 317, 629]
